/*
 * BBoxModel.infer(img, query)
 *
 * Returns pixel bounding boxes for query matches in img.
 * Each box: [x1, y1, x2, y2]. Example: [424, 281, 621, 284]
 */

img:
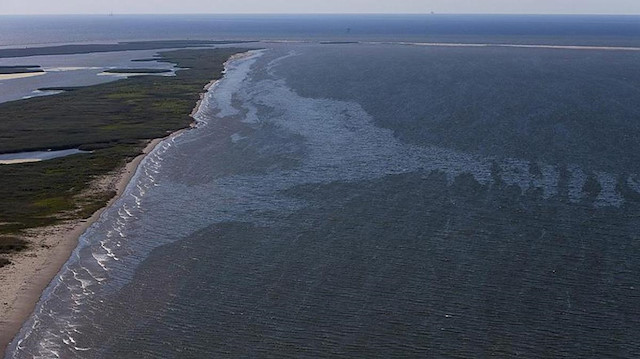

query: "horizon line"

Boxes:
[2, 12, 640, 16]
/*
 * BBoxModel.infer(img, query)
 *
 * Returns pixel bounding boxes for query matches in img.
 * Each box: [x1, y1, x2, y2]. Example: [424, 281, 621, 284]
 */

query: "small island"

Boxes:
[36, 86, 84, 92]
[103, 68, 173, 74]
[319, 41, 359, 45]
[0, 66, 44, 75]
[131, 58, 161, 62]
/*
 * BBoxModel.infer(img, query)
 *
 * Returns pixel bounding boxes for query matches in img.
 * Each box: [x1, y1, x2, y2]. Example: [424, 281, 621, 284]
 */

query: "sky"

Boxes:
[1, 0, 639, 15]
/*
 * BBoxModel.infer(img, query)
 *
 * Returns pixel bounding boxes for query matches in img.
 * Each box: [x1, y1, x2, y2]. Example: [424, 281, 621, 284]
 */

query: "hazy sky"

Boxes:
[1, 0, 639, 15]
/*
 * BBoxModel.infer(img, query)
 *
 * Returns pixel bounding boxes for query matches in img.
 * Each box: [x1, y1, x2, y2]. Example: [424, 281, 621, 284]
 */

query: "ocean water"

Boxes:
[2, 14, 640, 47]
[5, 16, 640, 358]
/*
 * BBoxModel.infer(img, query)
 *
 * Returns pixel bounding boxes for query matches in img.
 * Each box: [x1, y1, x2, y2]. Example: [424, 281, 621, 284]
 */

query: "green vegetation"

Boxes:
[37, 87, 84, 92]
[0, 65, 40, 69]
[131, 58, 161, 62]
[0, 67, 43, 74]
[319, 41, 359, 45]
[103, 68, 172, 74]
[0, 48, 248, 246]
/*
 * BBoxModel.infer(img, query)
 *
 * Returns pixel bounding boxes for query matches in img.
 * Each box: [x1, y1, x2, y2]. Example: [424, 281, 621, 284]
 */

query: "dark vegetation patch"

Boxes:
[37, 87, 84, 92]
[103, 68, 172, 74]
[0, 48, 248, 236]
[0, 258, 10, 268]
[319, 41, 359, 45]
[0, 65, 40, 69]
[0, 67, 44, 74]
[0, 237, 29, 254]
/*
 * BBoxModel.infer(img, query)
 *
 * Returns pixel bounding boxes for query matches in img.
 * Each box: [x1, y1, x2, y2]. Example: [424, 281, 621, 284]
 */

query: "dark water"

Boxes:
[6, 16, 640, 358]
[3, 14, 640, 47]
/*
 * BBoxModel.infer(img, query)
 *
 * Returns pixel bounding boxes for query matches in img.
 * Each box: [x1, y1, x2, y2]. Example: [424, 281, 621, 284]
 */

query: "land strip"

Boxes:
[0, 66, 43, 74]
[0, 47, 249, 354]
[0, 40, 255, 59]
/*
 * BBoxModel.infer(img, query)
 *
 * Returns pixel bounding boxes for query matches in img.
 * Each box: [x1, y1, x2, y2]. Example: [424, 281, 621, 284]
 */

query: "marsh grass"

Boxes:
[0, 237, 29, 254]
[0, 48, 248, 237]
[103, 69, 172, 74]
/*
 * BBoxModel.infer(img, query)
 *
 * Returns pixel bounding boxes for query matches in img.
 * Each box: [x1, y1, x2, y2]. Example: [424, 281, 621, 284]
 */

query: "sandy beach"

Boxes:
[0, 72, 45, 81]
[0, 138, 161, 354]
[0, 79, 213, 355]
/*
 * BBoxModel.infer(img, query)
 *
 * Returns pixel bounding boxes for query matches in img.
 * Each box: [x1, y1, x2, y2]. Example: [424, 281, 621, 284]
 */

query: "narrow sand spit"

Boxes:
[0, 159, 41, 165]
[372, 41, 640, 51]
[0, 73, 45, 81]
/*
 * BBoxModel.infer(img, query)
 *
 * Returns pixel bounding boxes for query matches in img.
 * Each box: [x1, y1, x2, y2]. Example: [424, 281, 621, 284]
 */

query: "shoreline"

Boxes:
[0, 75, 216, 356]
[0, 139, 161, 355]
[365, 41, 640, 52]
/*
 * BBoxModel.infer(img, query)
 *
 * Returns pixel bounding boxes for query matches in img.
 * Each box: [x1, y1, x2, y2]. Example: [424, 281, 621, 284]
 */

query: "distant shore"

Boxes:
[0, 40, 256, 59]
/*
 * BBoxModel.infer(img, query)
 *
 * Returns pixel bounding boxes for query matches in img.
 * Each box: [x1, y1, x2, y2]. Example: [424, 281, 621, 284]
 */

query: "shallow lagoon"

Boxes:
[0, 50, 180, 104]
[0, 149, 89, 164]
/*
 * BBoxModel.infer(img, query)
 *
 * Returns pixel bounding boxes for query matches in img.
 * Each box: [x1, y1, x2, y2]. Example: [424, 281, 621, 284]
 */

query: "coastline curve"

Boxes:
[1, 50, 257, 358]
